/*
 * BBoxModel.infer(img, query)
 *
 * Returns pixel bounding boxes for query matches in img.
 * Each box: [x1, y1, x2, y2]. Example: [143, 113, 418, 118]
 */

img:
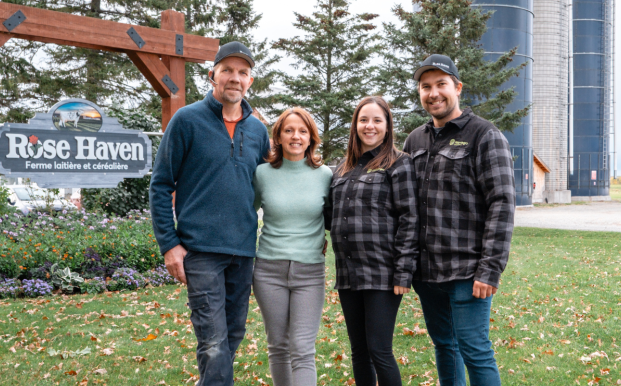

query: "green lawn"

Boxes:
[610, 184, 621, 201]
[1, 228, 620, 385]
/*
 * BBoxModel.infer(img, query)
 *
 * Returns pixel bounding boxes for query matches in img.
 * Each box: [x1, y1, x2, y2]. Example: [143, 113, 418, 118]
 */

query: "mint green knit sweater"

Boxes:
[253, 158, 333, 264]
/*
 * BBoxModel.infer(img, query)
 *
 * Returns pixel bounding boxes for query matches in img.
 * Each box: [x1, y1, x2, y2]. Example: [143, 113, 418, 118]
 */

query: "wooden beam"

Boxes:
[0, 2, 218, 63]
[0, 33, 11, 47]
[127, 51, 172, 98]
[160, 10, 186, 132]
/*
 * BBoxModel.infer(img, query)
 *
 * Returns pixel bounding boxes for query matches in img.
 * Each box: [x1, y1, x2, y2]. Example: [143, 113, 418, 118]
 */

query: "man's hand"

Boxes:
[394, 286, 410, 295]
[322, 239, 328, 255]
[473, 280, 497, 299]
[164, 245, 188, 284]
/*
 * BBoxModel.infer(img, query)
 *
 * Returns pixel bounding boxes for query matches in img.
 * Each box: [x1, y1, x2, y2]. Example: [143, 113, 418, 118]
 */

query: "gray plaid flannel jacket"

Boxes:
[326, 148, 419, 291]
[403, 108, 515, 288]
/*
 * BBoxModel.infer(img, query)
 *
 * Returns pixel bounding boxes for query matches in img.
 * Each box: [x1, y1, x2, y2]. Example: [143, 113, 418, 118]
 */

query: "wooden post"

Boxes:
[160, 10, 186, 132]
[0, 34, 10, 47]
[0, 3, 218, 131]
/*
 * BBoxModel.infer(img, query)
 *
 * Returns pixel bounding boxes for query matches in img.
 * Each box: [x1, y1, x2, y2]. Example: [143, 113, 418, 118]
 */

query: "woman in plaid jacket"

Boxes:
[327, 96, 420, 386]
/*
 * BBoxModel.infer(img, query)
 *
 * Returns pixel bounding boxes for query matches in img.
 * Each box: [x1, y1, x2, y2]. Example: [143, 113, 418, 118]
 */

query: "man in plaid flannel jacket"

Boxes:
[403, 54, 515, 386]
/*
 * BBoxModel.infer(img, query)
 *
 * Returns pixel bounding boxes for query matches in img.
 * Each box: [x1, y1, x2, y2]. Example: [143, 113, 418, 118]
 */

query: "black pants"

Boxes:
[338, 289, 403, 386]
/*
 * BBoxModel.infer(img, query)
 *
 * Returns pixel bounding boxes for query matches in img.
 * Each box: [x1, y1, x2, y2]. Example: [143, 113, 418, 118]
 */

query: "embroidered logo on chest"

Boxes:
[449, 139, 468, 146]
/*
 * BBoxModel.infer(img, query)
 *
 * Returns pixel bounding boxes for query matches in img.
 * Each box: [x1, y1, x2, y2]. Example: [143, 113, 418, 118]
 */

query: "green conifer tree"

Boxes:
[209, 0, 280, 112]
[379, 0, 530, 145]
[271, 0, 381, 161]
[0, 0, 277, 122]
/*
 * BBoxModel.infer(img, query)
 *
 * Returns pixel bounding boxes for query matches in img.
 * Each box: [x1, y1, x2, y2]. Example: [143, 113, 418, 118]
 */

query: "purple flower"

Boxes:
[89, 226, 95, 230]
[22, 279, 53, 297]
[0, 279, 22, 299]
[110, 226, 117, 230]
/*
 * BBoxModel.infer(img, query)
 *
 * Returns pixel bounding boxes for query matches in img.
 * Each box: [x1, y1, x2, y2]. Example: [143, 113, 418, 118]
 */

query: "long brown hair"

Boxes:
[338, 96, 402, 176]
[266, 107, 323, 169]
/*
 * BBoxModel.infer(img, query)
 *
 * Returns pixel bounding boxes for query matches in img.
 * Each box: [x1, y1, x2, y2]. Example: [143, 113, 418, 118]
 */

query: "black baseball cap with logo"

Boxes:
[413, 54, 460, 81]
[213, 41, 255, 68]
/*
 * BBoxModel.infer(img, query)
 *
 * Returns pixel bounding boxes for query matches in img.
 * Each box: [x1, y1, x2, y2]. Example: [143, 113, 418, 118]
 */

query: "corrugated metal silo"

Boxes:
[472, 0, 534, 206]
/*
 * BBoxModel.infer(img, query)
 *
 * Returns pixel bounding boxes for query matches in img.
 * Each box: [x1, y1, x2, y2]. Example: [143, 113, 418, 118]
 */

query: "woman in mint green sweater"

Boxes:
[253, 107, 332, 386]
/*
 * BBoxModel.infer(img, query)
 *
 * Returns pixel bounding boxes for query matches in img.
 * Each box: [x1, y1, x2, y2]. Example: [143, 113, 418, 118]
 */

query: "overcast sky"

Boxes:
[251, 0, 620, 174]
[252, 0, 410, 74]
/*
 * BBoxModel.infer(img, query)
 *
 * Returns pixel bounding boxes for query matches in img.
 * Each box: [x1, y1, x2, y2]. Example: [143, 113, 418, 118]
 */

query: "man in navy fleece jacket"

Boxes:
[149, 42, 270, 386]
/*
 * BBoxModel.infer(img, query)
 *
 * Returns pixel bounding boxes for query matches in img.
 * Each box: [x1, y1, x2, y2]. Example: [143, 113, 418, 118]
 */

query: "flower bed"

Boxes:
[0, 208, 177, 297]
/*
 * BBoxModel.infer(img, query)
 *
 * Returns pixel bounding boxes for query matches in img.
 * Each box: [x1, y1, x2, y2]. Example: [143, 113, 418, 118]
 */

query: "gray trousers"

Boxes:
[252, 258, 326, 386]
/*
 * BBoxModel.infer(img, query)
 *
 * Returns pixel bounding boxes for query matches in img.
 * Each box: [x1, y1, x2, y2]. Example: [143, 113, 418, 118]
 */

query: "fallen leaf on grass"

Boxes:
[64, 370, 77, 376]
[133, 333, 158, 342]
[403, 325, 427, 336]
[93, 368, 107, 375]
[101, 348, 114, 356]
[133, 356, 147, 363]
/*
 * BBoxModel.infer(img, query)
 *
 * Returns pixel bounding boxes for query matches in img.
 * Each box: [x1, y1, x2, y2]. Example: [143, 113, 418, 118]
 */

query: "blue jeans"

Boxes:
[412, 279, 501, 386]
[184, 251, 254, 386]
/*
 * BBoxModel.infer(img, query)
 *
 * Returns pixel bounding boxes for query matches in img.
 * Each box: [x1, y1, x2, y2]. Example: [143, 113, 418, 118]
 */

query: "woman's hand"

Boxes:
[394, 285, 410, 295]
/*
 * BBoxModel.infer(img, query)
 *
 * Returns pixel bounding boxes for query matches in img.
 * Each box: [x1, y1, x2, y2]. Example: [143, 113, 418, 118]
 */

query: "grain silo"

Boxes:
[569, 0, 614, 199]
[471, 0, 534, 206]
[531, 0, 571, 203]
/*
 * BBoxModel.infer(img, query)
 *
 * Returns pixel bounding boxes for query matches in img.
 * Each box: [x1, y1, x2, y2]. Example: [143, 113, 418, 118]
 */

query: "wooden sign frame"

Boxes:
[0, 3, 219, 131]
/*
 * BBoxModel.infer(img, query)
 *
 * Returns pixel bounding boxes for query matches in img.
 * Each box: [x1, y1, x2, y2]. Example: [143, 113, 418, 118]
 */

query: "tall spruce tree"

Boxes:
[379, 0, 530, 145]
[209, 0, 280, 112]
[271, 0, 381, 161]
[0, 0, 277, 122]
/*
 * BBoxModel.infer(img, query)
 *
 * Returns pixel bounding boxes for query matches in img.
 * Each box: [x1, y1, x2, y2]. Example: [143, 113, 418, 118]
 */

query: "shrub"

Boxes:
[82, 248, 107, 279]
[108, 268, 146, 291]
[0, 278, 21, 299]
[79, 277, 107, 294]
[82, 107, 161, 217]
[22, 279, 53, 297]
[0, 254, 19, 279]
[27, 261, 54, 282]
[0, 209, 161, 280]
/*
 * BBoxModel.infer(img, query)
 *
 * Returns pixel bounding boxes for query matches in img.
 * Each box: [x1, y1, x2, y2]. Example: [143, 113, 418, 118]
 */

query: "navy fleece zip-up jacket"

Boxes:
[149, 90, 270, 257]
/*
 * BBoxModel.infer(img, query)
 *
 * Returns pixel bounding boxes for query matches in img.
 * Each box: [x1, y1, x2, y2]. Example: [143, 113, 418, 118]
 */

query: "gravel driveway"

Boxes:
[515, 201, 621, 232]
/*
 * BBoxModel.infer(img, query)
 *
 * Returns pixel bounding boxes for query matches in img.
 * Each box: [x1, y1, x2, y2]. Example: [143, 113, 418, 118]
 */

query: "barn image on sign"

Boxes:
[0, 99, 152, 188]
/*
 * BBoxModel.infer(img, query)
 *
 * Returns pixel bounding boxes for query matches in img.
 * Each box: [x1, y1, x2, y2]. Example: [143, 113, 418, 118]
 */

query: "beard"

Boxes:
[426, 99, 457, 121]
[217, 82, 245, 104]
[221, 89, 243, 104]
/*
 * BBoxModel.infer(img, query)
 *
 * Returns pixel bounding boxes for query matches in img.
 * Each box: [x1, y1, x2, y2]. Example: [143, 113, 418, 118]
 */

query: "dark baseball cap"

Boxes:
[214, 41, 255, 68]
[413, 54, 459, 81]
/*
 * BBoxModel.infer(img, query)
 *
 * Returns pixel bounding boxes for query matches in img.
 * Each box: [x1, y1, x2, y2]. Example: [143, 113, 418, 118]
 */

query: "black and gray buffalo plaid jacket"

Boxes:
[326, 148, 419, 291]
[403, 108, 515, 288]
